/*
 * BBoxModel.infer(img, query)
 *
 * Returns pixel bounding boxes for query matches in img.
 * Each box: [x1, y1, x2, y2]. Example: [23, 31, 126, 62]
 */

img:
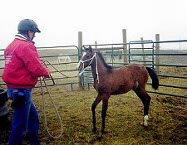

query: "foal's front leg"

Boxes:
[91, 94, 102, 133]
[101, 94, 109, 134]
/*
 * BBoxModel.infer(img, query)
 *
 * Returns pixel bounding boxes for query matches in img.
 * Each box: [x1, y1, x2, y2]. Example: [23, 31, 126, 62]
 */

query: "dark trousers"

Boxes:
[7, 88, 41, 145]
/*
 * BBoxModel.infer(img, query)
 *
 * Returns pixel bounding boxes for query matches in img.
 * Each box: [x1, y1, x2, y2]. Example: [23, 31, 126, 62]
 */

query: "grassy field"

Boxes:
[1, 87, 186, 145]
[31, 88, 187, 144]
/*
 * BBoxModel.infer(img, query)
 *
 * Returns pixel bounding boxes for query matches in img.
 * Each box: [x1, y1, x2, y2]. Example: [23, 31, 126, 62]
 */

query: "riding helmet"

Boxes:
[18, 19, 41, 33]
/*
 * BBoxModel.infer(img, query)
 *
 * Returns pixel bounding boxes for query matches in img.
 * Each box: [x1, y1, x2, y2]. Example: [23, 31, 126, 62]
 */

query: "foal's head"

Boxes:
[78, 45, 113, 74]
[78, 45, 95, 72]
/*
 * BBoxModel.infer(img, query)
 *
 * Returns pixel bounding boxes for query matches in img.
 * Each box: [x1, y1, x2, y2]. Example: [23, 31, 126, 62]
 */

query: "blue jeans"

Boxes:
[7, 88, 41, 145]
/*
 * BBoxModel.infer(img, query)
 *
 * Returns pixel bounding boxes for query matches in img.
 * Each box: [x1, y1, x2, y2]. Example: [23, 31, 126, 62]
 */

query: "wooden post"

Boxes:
[78, 31, 83, 60]
[155, 34, 160, 73]
[141, 37, 146, 65]
[95, 41, 97, 49]
[122, 29, 128, 64]
[78, 31, 84, 89]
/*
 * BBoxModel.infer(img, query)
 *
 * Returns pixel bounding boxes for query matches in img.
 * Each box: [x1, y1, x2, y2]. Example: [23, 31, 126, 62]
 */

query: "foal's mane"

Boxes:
[96, 52, 113, 73]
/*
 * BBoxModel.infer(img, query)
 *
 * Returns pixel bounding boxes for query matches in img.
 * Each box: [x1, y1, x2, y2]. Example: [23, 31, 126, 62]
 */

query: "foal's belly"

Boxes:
[94, 69, 134, 95]
[95, 81, 133, 95]
[110, 84, 132, 95]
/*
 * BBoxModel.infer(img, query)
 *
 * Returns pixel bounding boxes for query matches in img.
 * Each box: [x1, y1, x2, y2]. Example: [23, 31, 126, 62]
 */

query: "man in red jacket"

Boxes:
[2, 19, 50, 145]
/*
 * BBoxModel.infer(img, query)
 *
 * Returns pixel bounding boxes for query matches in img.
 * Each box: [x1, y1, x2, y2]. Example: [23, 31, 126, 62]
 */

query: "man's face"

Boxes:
[28, 31, 35, 40]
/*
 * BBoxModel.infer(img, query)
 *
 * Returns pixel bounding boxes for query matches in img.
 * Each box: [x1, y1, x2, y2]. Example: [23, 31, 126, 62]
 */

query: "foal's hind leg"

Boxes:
[134, 88, 151, 126]
[91, 93, 102, 133]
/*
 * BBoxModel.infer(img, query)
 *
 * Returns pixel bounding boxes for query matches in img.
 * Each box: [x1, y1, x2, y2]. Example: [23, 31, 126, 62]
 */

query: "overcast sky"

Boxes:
[0, 0, 187, 49]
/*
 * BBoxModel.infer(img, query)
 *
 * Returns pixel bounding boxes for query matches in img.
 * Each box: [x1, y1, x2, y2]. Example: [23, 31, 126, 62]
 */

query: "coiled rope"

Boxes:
[39, 77, 63, 139]
[39, 60, 64, 139]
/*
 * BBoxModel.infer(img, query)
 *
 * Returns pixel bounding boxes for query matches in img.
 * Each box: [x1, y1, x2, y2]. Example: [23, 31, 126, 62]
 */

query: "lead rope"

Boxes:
[95, 54, 99, 84]
[39, 77, 64, 139]
[43, 60, 69, 78]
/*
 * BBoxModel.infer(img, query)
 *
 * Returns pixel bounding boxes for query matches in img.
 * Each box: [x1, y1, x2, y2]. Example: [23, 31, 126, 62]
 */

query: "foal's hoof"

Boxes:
[144, 122, 148, 127]
[92, 128, 97, 134]
[101, 129, 105, 135]
[141, 122, 148, 127]
[97, 132, 103, 141]
[143, 115, 148, 127]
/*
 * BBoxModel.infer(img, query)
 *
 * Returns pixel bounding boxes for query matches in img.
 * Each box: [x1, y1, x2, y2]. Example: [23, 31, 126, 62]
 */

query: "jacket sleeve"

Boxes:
[17, 43, 50, 78]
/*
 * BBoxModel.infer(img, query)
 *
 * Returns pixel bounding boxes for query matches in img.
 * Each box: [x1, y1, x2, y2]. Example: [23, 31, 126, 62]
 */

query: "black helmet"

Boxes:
[18, 19, 41, 33]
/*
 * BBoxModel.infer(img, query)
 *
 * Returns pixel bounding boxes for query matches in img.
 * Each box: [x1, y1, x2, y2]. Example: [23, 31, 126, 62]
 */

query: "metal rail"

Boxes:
[0, 40, 187, 98]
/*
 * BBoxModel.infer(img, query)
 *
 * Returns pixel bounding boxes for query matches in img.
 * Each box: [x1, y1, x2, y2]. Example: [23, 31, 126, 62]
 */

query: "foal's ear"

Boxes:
[82, 45, 86, 49]
[82, 45, 93, 52]
[88, 45, 93, 52]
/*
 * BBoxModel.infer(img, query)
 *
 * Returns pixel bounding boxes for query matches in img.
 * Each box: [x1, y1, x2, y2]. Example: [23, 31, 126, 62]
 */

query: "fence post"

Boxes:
[122, 29, 128, 63]
[95, 41, 97, 49]
[141, 37, 146, 65]
[155, 34, 160, 73]
[78, 31, 83, 60]
[78, 31, 84, 89]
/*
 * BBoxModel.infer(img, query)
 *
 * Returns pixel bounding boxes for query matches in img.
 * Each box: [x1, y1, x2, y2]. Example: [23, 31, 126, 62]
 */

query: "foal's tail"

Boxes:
[146, 67, 159, 90]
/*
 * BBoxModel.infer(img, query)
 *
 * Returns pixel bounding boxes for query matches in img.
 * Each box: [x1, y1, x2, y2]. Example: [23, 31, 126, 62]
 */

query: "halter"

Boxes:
[78, 53, 100, 83]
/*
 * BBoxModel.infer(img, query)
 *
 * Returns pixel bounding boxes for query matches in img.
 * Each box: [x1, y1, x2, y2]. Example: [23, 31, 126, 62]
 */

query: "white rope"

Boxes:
[95, 54, 99, 83]
[39, 77, 64, 139]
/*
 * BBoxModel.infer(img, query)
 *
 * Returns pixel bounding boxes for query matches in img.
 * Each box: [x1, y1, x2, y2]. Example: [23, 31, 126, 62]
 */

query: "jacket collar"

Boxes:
[15, 33, 35, 44]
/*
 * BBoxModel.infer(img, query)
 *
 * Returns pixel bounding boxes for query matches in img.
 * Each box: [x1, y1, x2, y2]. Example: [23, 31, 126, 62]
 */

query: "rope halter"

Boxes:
[78, 53, 100, 83]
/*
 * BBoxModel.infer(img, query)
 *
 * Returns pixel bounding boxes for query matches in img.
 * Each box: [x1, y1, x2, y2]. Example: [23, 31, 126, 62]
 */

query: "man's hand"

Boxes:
[43, 69, 50, 78]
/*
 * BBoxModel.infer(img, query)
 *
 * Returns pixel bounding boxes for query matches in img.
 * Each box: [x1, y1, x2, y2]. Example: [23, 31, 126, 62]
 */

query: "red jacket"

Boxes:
[2, 34, 49, 88]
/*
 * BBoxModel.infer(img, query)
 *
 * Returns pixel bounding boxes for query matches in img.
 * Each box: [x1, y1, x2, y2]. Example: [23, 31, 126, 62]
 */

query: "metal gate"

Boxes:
[0, 41, 186, 98]
[80, 41, 187, 99]
[128, 40, 155, 68]
[0, 45, 80, 91]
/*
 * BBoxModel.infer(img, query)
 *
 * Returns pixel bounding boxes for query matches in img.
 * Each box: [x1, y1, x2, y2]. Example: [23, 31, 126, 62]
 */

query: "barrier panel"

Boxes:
[0, 45, 80, 91]
[0, 40, 186, 98]
[36, 45, 80, 90]
[81, 40, 187, 98]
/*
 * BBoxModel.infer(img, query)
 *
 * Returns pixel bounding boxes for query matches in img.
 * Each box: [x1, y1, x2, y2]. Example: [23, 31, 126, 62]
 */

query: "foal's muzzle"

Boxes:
[77, 61, 84, 71]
